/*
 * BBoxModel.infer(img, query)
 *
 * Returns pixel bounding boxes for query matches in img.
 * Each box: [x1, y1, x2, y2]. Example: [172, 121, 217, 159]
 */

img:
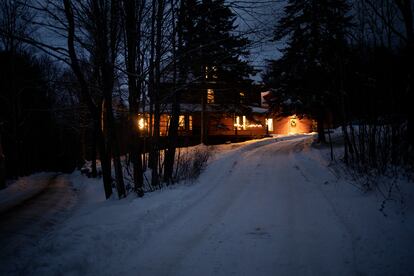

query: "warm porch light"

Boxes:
[138, 118, 145, 129]
[290, 115, 297, 127]
[138, 117, 148, 130]
[288, 115, 299, 134]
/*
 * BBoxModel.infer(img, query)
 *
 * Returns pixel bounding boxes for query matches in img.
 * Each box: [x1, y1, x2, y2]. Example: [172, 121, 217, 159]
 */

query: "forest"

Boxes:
[0, 0, 413, 198]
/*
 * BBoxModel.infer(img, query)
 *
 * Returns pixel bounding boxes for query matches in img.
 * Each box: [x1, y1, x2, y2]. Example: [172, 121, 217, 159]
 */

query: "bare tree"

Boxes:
[0, 0, 34, 53]
[63, 0, 126, 198]
[122, 0, 145, 196]
[363, 0, 414, 146]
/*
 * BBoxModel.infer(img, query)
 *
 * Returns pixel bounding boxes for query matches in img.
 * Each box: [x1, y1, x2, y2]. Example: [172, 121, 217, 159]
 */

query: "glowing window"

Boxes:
[234, 116, 241, 130]
[266, 118, 273, 132]
[207, 89, 215, 104]
[189, 115, 193, 130]
[234, 116, 247, 130]
[178, 115, 185, 130]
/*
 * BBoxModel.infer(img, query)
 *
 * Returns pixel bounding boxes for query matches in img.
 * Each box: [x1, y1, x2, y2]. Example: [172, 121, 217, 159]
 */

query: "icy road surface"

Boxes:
[4, 135, 414, 275]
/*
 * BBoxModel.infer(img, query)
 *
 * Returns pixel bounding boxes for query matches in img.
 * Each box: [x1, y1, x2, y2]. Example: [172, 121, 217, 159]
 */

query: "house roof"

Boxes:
[139, 104, 269, 115]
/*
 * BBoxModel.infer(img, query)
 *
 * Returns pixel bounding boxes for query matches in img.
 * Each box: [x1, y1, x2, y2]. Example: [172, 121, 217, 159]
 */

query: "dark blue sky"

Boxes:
[231, 0, 287, 81]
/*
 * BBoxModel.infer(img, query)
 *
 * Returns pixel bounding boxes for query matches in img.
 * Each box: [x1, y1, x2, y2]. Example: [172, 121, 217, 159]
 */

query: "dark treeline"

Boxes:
[0, 0, 253, 197]
[263, 0, 414, 178]
[0, 51, 81, 180]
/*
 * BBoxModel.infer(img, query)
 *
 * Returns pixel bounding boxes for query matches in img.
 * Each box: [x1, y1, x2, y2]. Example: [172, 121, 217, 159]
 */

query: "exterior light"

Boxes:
[138, 118, 145, 130]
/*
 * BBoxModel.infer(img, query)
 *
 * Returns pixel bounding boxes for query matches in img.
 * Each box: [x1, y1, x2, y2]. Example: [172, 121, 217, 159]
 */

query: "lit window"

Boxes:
[234, 116, 247, 130]
[234, 116, 241, 130]
[242, 116, 247, 130]
[207, 89, 215, 104]
[189, 115, 193, 130]
[179, 115, 185, 130]
[266, 118, 273, 132]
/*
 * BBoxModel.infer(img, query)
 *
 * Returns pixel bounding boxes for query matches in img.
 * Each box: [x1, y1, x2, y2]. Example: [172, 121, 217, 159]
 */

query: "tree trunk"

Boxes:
[201, 88, 206, 144]
[98, 139, 113, 198]
[63, 0, 113, 198]
[316, 113, 326, 143]
[164, 1, 179, 185]
[111, 114, 125, 198]
[103, 74, 125, 198]
[394, 0, 414, 148]
[150, 0, 164, 187]
[164, 97, 180, 184]
[123, 0, 144, 196]
[148, 0, 156, 172]
[91, 121, 98, 178]
[97, 114, 113, 199]
[0, 133, 6, 190]
[131, 138, 144, 196]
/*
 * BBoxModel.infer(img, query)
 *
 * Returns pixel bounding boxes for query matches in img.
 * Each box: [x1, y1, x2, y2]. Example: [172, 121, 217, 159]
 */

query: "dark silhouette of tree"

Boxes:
[267, 0, 352, 143]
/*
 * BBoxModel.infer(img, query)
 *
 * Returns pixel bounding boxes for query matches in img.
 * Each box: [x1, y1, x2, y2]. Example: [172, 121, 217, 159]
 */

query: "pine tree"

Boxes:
[179, 0, 254, 88]
[269, 0, 351, 142]
[176, 0, 254, 143]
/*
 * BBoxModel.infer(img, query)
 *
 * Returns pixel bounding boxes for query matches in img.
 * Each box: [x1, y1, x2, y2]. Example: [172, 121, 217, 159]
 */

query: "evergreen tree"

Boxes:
[179, 0, 254, 90]
[267, 0, 351, 142]
[176, 0, 255, 143]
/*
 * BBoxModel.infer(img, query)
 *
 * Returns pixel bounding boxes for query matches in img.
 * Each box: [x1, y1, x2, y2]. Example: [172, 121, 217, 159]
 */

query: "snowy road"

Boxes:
[126, 136, 358, 275]
[0, 175, 77, 275]
[6, 135, 414, 275]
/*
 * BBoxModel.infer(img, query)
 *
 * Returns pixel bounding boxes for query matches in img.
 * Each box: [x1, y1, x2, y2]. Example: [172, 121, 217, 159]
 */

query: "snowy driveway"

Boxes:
[0, 175, 77, 275]
[5, 135, 414, 275]
[126, 136, 359, 276]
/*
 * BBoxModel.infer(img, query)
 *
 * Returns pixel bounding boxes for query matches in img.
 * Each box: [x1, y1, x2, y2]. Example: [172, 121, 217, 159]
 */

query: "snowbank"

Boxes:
[0, 172, 56, 213]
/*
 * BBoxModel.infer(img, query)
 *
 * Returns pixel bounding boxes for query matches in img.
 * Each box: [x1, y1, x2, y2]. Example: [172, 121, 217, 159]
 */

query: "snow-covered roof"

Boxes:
[139, 104, 269, 114]
[250, 106, 269, 114]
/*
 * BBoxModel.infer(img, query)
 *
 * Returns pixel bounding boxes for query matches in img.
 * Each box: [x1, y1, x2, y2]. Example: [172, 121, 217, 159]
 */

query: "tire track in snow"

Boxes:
[291, 145, 362, 276]
[0, 175, 77, 275]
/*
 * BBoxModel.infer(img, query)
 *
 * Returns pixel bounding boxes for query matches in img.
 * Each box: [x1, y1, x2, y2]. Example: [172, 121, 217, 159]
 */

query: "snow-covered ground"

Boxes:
[1, 134, 414, 275]
[0, 174, 77, 275]
[0, 172, 57, 213]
